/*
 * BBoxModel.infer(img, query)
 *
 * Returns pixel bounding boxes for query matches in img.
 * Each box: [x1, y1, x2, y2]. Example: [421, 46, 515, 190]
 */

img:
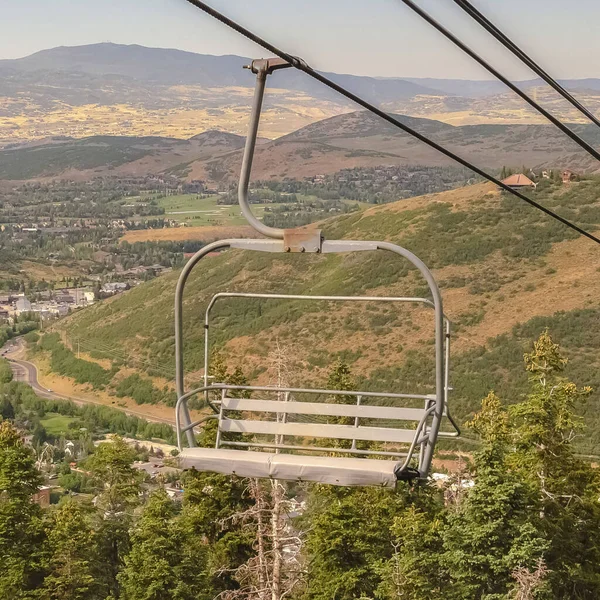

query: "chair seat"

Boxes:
[179, 447, 399, 487]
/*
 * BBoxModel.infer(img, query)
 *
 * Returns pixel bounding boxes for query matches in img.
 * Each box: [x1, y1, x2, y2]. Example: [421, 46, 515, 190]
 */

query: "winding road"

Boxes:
[3, 338, 176, 427]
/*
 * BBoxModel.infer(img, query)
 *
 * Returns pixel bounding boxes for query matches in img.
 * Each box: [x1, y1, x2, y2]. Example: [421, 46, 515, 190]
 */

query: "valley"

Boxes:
[4, 42, 600, 453]
[42, 178, 600, 454]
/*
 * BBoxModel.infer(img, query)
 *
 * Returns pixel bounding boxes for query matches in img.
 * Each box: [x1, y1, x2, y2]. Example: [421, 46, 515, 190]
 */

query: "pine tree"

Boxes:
[0, 421, 45, 598]
[510, 331, 600, 597]
[119, 489, 205, 600]
[181, 468, 254, 597]
[375, 490, 446, 600]
[41, 500, 98, 600]
[302, 485, 410, 600]
[442, 393, 547, 600]
[88, 436, 142, 598]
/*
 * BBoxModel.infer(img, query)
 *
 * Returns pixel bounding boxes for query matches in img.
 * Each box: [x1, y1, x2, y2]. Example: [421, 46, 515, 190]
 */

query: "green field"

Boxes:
[152, 194, 368, 227]
[153, 194, 268, 226]
[40, 413, 79, 436]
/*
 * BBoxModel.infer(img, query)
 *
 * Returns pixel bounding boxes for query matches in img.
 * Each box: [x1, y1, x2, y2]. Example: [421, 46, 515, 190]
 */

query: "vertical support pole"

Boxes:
[215, 388, 225, 449]
[377, 242, 445, 478]
[351, 395, 362, 450]
[175, 240, 232, 447]
[237, 67, 285, 239]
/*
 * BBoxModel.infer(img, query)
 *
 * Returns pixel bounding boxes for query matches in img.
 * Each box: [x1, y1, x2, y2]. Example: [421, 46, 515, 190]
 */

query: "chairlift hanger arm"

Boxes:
[238, 59, 292, 239]
[182, 0, 600, 246]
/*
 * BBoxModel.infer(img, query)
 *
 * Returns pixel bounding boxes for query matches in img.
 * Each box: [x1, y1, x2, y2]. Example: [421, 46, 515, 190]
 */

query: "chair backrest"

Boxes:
[213, 385, 435, 457]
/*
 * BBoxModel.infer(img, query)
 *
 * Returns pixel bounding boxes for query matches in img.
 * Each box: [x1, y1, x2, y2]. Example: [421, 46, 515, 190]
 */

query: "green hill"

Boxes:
[56, 179, 600, 452]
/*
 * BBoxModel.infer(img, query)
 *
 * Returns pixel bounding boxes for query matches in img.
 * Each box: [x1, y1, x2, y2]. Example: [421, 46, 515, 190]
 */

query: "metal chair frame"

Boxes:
[173, 57, 459, 484]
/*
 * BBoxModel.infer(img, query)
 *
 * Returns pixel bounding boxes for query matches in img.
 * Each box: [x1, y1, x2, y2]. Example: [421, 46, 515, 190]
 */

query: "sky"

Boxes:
[2, 0, 599, 80]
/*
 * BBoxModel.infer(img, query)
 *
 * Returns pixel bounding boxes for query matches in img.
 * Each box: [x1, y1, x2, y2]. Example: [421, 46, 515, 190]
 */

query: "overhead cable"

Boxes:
[398, 0, 600, 162]
[180, 0, 600, 245]
[453, 0, 600, 129]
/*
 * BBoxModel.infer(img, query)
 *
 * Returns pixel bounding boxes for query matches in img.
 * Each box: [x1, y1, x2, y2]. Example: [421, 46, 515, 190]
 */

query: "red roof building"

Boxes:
[500, 174, 537, 190]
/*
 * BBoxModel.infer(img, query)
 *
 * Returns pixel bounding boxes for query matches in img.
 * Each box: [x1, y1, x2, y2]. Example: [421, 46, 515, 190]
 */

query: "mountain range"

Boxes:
[3, 43, 600, 148]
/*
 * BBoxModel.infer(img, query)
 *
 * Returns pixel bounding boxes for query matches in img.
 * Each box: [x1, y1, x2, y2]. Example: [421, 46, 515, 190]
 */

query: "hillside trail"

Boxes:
[3, 337, 177, 427]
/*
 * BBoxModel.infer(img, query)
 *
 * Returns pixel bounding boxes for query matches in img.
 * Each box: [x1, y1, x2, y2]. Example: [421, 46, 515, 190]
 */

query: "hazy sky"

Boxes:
[2, 0, 598, 80]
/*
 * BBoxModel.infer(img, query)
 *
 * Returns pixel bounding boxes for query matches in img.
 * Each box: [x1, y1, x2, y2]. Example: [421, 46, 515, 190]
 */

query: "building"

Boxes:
[562, 169, 577, 184]
[32, 486, 52, 508]
[15, 297, 32, 314]
[500, 174, 537, 191]
[101, 282, 128, 295]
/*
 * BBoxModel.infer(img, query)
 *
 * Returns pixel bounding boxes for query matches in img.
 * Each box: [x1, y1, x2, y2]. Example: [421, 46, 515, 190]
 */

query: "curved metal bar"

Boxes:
[393, 405, 437, 476]
[203, 292, 441, 386]
[175, 240, 233, 446]
[376, 242, 445, 478]
[175, 239, 453, 478]
[238, 66, 285, 239]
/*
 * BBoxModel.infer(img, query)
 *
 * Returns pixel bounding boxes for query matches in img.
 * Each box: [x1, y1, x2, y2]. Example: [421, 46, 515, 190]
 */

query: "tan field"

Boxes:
[120, 225, 260, 243]
[0, 90, 351, 146]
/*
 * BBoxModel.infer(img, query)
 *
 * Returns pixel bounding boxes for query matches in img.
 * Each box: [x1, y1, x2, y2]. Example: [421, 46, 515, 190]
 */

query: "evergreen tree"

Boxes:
[302, 485, 410, 600]
[41, 500, 98, 600]
[327, 359, 355, 398]
[0, 421, 45, 598]
[88, 436, 142, 598]
[442, 393, 547, 600]
[119, 489, 207, 600]
[181, 469, 254, 597]
[510, 331, 600, 597]
[375, 491, 446, 600]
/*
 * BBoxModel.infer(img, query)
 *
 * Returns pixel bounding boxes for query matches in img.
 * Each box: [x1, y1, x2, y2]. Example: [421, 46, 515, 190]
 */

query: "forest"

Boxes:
[2, 331, 600, 599]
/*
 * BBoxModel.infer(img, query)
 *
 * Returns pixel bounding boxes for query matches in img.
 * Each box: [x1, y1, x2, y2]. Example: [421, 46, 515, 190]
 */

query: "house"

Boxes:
[32, 486, 52, 508]
[500, 174, 537, 191]
[83, 290, 95, 305]
[562, 170, 577, 184]
[15, 297, 32, 314]
[101, 282, 128, 295]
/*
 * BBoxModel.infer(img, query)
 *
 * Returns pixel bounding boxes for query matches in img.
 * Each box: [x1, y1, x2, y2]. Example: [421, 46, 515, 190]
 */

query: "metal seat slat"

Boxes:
[219, 418, 418, 444]
[221, 397, 426, 421]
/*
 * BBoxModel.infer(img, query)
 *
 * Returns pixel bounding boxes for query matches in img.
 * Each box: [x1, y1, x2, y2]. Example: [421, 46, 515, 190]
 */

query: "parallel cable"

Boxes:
[453, 0, 600, 129]
[398, 0, 600, 162]
[181, 0, 600, 245]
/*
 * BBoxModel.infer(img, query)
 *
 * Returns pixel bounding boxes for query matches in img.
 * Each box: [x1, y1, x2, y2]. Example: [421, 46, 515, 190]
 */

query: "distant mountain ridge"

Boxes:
[3, 43, 600, 152]
[0, 43, 440, 102]
[4, 43, 600, 99]
[2, 110, 599, 181]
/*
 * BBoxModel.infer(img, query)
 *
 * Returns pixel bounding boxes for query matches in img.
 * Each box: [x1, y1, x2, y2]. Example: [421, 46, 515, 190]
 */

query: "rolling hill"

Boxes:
[2, 110, 599, 182]
[55, 179, 600, 452]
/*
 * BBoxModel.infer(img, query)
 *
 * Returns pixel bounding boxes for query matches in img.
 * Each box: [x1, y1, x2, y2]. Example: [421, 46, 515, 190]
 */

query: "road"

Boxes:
[3, 338, 177, 427]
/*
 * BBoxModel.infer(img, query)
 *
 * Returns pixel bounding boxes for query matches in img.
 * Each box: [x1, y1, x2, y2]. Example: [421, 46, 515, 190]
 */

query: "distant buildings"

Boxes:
[500, 174, 537, 191]
[101, 282, 129, 295]
[32, 486, 52, 508]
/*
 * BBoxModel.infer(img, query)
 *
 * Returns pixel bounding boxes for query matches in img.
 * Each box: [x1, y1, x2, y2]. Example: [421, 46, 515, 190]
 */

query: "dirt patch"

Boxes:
[120, 225, 260, 243]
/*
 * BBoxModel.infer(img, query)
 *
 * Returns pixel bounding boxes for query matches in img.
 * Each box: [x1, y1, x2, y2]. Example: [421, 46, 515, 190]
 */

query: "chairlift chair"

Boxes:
[174, 58, 460, 487]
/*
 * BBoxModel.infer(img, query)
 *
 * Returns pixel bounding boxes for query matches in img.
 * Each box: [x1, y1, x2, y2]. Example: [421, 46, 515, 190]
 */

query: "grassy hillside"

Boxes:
[4, 110, 600, 182]
[57, 179, 600, 451]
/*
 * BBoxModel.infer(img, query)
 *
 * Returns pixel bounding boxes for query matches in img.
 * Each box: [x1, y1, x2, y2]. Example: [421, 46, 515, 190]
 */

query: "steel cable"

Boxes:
[181, 0, 600, 245]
